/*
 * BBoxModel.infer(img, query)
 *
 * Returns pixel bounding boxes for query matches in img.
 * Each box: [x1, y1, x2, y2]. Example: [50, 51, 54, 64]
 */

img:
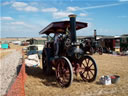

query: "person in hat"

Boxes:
[54, 32, 60, 56]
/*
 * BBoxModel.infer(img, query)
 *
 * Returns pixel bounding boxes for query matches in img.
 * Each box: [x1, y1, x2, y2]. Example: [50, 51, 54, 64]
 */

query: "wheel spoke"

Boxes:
[62, 75, 67, 84]
[90, 69, 95, 70]
[87, 71, 90, 79]
[60, 69, 71, 85]
[81, 62, 88, 74]
[89, 70, 94, 76]
[82, 63, 86, 68]
[89, 63, 93, 68]
[86, 59, 90, 67]
[84, 71, 87, 78]
[82, 69, 86, 74]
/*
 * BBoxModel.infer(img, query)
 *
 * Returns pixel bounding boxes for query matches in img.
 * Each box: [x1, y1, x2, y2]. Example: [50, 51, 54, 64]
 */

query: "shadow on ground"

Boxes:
[25, 66, 93, 88]
[25, 66, 58, 87]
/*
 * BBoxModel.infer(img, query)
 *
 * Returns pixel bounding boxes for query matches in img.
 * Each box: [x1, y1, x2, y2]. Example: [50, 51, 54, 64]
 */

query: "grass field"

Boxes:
[1, 43, 128, 96]
[25, 54, 128, 96]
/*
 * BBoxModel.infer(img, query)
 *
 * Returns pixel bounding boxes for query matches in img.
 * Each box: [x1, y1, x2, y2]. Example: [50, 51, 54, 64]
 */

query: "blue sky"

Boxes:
[0, 0, 128, 38]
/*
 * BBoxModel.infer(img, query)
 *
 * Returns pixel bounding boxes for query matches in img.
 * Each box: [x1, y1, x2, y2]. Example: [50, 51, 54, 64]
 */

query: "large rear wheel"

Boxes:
[79, 56, 97, 82]
[55, 56, 73, 88]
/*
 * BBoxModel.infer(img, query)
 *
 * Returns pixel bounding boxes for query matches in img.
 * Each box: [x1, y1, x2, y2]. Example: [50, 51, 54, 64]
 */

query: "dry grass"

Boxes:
[9, 43, 25, 50]
[0, 50, 11, 59]
[24, 54, 128, 96]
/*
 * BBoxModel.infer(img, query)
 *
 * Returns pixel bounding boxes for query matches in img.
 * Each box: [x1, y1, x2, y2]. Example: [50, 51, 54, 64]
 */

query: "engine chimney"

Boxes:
[69, 14, 77, 43]
[94, 29, 97, 41]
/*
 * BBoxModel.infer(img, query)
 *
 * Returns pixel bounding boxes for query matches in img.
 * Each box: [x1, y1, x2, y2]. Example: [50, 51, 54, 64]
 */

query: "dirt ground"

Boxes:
[0, 43, 24, 59]
[24, 54, 128, 96]
[0, 50, 11, 59]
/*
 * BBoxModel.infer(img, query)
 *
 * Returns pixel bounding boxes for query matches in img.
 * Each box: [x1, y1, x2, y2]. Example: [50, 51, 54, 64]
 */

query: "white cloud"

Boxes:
[12, 2, 28, 8]
[61, 18, 69, 21]
[2, 21, 37, 31]
[0, 17, 14, 21]
[66, 3, 121, 14]
[11, 21, 25, 25]
[67, 7, 79, 11]
[15, 7, 23, 11]
[118, 16, 128, 18]
[53, 11, 73, 19]
[1, 22, 42, 37]
[24, 6, 38, 12]
[77, 22, 94, 36]
[119, 0, 128, 2]
[79, 3, 121, 10]
[42, 8, 58, 12]
[12, 2, 38, 12]
[2, 1, 12, 6]
[77, 17, 93, 21]
[79, 13, 88, 17]
[86, 18, 93, 21]
[10, 21, 35, 28]
[30, 2, 39, 6]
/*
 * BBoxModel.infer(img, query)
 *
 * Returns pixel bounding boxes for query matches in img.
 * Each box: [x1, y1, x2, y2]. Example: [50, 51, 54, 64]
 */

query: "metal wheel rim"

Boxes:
[79, 56, 97, 82]
[56, 57, 73, 87]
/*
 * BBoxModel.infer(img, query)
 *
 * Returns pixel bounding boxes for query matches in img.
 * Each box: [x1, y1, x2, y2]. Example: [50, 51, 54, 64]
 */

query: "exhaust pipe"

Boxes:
[69, 14, 77, 43]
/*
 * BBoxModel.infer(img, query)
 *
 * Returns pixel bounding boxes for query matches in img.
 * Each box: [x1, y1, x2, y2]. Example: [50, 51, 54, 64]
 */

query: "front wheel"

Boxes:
[79, 56, 97, 82]
[55, 56, 73, 88]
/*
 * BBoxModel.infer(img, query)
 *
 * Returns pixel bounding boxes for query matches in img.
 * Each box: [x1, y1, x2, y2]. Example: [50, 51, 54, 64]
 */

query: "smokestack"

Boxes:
[69, 14, 77, 43]
[94, 29, 97, 41]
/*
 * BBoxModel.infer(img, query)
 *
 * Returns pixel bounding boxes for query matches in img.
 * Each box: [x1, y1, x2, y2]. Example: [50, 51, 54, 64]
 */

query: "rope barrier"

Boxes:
[5, 49, 27, 96]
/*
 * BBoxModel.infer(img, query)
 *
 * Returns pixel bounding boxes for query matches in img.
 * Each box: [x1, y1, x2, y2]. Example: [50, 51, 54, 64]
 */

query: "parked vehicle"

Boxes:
[40, 14, 97, 87]
[26, 45, 43, 59]
[92, 41, 103, 55]
[81, 39, 94, 55]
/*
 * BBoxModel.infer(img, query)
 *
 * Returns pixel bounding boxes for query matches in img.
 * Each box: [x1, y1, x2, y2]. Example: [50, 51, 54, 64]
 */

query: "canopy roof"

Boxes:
[39, 21, 88, 35]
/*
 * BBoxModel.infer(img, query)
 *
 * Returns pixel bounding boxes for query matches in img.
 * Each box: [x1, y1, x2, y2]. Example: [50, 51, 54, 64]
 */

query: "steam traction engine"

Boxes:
[39, 14, 98, 87]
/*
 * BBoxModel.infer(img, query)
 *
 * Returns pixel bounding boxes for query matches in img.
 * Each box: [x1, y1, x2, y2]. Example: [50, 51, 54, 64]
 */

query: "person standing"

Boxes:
[54, 32, 60, 56]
